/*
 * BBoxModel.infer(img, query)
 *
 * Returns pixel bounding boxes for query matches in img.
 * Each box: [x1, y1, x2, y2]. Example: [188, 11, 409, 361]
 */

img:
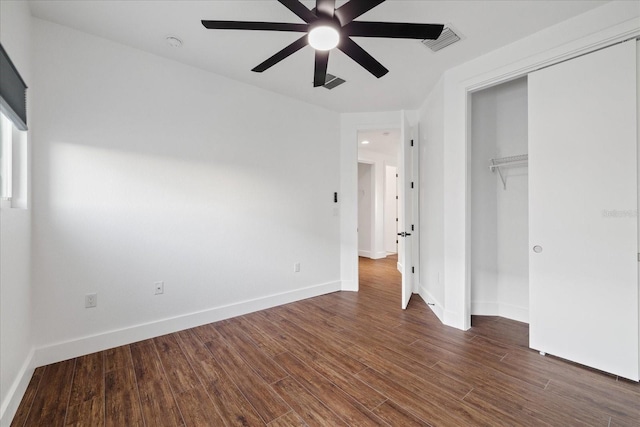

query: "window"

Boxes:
[0, 43, 28, 208]
[0, 111, 26, 207]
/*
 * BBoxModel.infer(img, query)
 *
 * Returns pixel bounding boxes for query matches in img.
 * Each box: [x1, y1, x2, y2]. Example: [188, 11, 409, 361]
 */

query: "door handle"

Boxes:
[397, 232, 412, 237]
[533, 245, 543, 253]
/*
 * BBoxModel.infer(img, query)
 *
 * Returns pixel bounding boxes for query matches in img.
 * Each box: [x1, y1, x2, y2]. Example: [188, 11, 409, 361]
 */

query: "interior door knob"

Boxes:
[533, 245, 543, 253]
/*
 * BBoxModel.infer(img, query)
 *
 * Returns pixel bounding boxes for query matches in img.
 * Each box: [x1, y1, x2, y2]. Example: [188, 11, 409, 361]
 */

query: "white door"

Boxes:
[528, 40, 638, 380]
[398, 112, 414, 309]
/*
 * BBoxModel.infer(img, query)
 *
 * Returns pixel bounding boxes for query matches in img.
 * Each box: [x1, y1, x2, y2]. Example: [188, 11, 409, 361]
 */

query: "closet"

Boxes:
[471, 39, 639, 380]
[470, 77, 530, 324]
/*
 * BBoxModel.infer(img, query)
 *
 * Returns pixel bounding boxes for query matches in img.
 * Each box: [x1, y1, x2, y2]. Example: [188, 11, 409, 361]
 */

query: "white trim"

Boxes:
[33, 281, 340, 368]
[471, 301, 499, 316]
[358, 250, 387, 259]
[418, 284, 444, 322]
[443, 309, 461, 328]
[465, 21, 640, 94]
[471, 301, 529, 324]
[0, 347, 35, 427]
[499, 303, 529, 324]
[340, 279, 357, 292]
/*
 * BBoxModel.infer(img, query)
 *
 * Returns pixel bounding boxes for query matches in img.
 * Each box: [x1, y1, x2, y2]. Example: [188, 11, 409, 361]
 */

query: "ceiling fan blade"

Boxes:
[278, 0, 317, 23]
[334, 0, 385, 25]
[313, 50, 330, 87]
[338, 37, 388, 78]
[344, 21, 444, 39]
[316, 0, 336, 19]
[202, 20, 308, 32]
[252, 35, 309, 73]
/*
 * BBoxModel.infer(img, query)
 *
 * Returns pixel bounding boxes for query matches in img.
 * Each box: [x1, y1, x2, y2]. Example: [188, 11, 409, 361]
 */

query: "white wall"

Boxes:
[417, 77, 445, 320]
[0, 1, 33, 425]
[470, 78, 529, 323]
[423, 0, 639, 330]
[470, 87, 498, 311]
[495, 79, 529, 322]
[30, 18, 341, 366]
[384, 165, 397, 254]
[357, 162, 373, 256]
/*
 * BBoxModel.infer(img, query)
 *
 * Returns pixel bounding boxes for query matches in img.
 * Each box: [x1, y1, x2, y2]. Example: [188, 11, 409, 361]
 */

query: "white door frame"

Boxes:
[340, 111, 412, 294]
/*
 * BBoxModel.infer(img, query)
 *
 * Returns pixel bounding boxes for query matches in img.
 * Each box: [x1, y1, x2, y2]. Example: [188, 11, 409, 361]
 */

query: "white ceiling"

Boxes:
[358, 129, 400, 158]
[28, 0, 609, 113]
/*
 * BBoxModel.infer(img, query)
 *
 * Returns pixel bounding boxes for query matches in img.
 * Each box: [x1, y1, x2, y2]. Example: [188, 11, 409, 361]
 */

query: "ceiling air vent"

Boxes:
[323, 74, 346, 90]
[422, 26, 460, 52]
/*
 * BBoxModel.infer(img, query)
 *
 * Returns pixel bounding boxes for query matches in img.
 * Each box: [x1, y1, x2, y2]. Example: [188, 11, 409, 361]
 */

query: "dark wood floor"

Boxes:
[11, 255, 640, 426]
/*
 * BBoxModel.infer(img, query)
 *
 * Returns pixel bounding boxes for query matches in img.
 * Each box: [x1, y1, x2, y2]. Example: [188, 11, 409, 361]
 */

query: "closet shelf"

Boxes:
[489, 154, 528, 189]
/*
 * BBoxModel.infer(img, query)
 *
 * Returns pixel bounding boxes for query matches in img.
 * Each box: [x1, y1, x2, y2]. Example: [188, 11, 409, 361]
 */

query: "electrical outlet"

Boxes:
[294, 262, 300, 273]
[155, 281, 164, 295]
[85, 293, 97, 308]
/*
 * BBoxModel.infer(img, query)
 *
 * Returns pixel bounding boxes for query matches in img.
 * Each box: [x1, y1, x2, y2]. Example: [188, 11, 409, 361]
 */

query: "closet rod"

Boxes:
[489, 154, 528, 189]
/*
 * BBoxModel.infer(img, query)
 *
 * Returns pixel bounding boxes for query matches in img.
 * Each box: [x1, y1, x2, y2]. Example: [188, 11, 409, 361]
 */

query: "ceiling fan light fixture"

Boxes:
[308, 25, 340, 51]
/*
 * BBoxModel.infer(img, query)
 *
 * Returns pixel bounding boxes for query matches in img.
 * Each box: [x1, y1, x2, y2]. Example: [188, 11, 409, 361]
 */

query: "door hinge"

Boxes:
[396, 218, 398, 222]
[412, 266, 415, 273]
[410, 139, 414, 147]
[411, 182, 414, 189]
[396, 195, 398, 200]
[638, 253, 640, 262]
[396, 173, 398, 178]
[411, 224, 414, 231]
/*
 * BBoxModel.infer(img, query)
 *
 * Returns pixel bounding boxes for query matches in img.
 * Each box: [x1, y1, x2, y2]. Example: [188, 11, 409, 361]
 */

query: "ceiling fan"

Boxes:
[202, 0, 444, 87]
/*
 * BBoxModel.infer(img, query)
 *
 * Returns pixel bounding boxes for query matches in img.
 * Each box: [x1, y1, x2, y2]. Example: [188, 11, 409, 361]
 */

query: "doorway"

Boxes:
[356, 129, 400, 260]
[469, 77, 529, 324]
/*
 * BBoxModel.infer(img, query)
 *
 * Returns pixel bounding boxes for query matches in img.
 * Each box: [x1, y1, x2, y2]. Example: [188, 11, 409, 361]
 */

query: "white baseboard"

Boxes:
[472, 301, 529, 324]
[471, 301, 500, 316]
[1, 347, 35, 427]
[418, 284, 444, 323]
[34, 281, 341, 368]
[357, 250, 387, 260]
[499, 303, 529, 323]
[443, 309, 467, 330]
[341, 279, 358, 292]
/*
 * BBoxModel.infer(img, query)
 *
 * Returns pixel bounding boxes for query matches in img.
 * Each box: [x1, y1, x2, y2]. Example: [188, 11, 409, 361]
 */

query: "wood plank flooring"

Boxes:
[11, 255, 640, 426]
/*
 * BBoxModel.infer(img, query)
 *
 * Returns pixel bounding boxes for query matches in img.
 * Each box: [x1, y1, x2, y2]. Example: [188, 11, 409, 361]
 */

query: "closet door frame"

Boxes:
[449, 19, 640, 332]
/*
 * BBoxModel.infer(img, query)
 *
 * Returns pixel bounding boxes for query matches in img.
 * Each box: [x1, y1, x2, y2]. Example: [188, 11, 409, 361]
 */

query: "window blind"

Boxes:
[0, 43, 28, 131]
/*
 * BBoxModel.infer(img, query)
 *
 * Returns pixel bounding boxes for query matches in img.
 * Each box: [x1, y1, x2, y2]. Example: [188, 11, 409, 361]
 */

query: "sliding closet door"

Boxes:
[529, 40, 638, 380]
